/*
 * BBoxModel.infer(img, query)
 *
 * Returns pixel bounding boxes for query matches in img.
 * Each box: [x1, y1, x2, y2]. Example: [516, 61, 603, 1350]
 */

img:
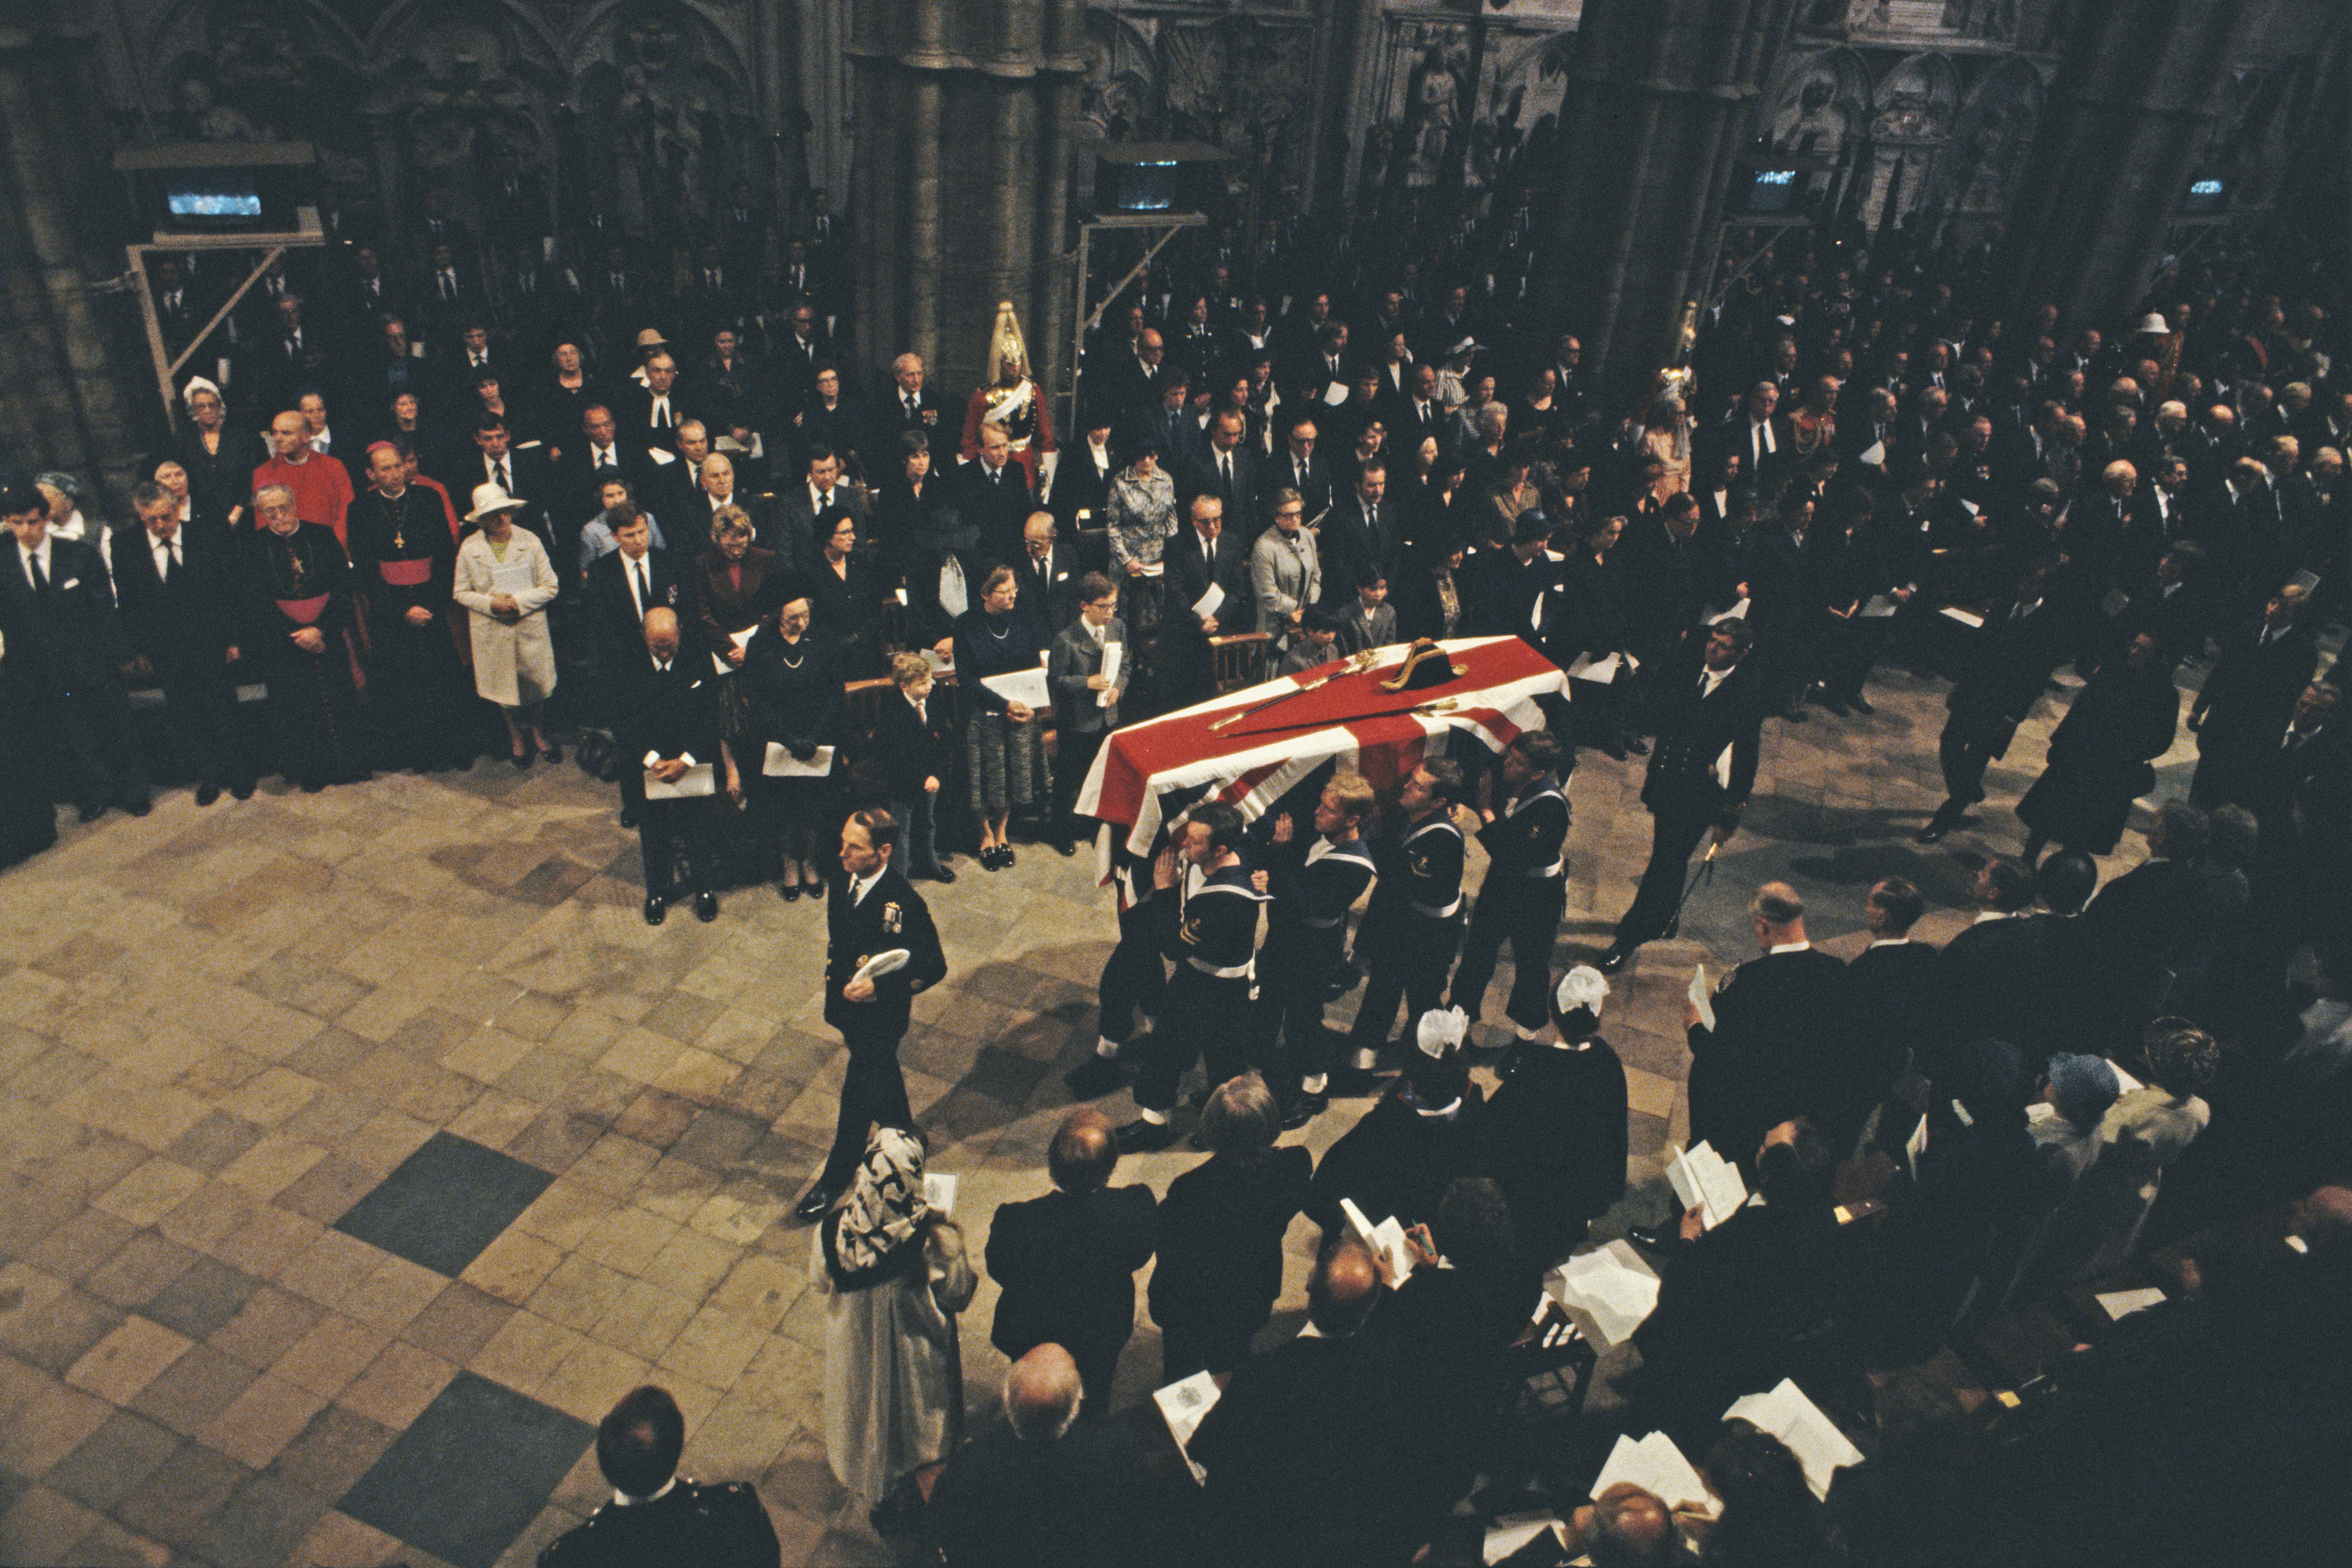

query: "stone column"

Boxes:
[1528, 0, 1802, 415]
[847, 0, 1087, 402]
[2002, 0, 2257, 324]
[0, 22, 152, 500]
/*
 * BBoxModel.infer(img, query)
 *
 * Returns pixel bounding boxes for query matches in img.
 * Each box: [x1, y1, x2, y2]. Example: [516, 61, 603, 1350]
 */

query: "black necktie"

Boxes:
[633, 562, 649, 616]
[27, 551, 47, 594]
[159, 542, 177, 583]
[497, 460, 510, 494]
[1219, 456, 1232, 498]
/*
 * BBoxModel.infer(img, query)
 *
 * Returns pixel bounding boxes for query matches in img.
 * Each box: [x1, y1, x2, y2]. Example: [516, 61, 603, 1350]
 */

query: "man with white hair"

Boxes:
[925, 1343, 1151, 1568]
[871, 350, 951, 465]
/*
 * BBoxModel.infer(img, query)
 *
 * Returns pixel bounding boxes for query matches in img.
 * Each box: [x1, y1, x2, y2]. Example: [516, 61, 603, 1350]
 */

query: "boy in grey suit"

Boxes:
[1046, 572, 1126, 855]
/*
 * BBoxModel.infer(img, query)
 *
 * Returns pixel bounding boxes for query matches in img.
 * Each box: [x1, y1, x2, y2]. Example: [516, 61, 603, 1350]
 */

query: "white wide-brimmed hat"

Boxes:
[2137, 313, 2171, 335]
[465, 482, 528, 522]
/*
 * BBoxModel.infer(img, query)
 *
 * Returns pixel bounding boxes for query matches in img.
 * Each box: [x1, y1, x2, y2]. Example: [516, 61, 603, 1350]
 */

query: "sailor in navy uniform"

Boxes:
[539, 1385, 781, 1568]
[1447, 729, 1571, 1039]
[1344, 758, 1469, 1078]
[1065, 851, 1168, 1100]
[1118, 802, 1266, 1153]
[1252, 773, 1379, 1128]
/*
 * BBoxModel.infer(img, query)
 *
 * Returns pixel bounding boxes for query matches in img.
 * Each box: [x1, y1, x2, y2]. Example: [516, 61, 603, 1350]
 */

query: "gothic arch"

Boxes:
[1936, 56, 2043, 216]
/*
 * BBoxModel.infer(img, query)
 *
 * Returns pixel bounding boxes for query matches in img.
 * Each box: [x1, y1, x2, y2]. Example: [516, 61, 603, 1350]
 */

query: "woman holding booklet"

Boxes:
[452, 482, 560, 768]
[952, 564, 1049, 870]
[741, 584, 843, 900]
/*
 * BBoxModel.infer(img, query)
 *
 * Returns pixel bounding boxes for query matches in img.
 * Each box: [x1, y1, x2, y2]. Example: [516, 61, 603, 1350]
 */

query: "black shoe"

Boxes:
[541, 743, 563, 765]
[793, 1184, 839, 1223]
[1848, 694, 1875, 715]
[1065, 1055, 1127, 1098]
[229, 781, 255, 801]
[1915, 821, 1949, 843]
[779, 882, 801, 901]
[1001, 846, 1017, 868]
[1624, 735, 1649, 756]
[1780, 706, 1808, 723]
[804, 876, 824, 900]
[195, 782, 222, 807]
[1625, 1222, 1682, 1252]
[643, 895, 667, 926]
[512, 749, 533, 771]
[1116, 1118, 1178, 1154]
[1598, 738, 1628, 761]
[1281, 1092, 1329, 1131]
[76, 801, 105, 823]
[620, 807, 640, 829]
[1817, 691, 1850, 716]
[931, 865, 957, 883]
[1597, 945, 1632, 974]
[982, 847, 1006, 871]
[301, 779, 327, 794]
[122, 796, 152, 817]
[1051, 836, 1076, 857]
[694, 891, 718, 922]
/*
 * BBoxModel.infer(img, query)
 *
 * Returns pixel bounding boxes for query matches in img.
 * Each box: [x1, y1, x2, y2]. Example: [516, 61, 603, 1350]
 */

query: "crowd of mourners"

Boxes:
[4, 168, 2349, 1568]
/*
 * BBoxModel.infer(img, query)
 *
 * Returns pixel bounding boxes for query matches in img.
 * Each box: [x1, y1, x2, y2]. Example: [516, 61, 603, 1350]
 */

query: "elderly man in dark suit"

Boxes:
[1675, 883, 1847, 1176]
[1931, 857, 2065, 1079]
[1014, 511, 1081, 636]
[925, 1345, 1151, 1568]
[1, 483, 146, 820]
[1602, 618, 1766, 969]
[612, 609, 736, 927]
[869, 351, 955, 467]
[1161, 492, 1254, 709]
[795, 806, 949, 1221]
[2188, 583, 2319, 810]
[986, 1109, 1158, 1403]
[1178, 409, 1262, 533]
[110, 481, 253, 805]
[538, 1385, 780, 1568]
[1045, 572, 1123, 856]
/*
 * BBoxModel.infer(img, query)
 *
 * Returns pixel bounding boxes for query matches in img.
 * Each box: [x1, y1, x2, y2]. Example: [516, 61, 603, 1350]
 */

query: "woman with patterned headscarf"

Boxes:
[810, 1126, 974, 1528]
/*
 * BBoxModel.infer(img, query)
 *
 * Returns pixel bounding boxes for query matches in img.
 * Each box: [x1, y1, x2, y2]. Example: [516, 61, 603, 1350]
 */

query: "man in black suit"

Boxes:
[1706, 381, 1792, 497]
[873, 654, 956, 882]
[957, 421, 1036, 568]
[1602, 618, 1765, 967]
[2075, 803, 2221, 1054]
[1162, 493, 1254, 709]
[1089, 328, 1167, 426]
[927, 1344, 1151, 1568]
[110, 483, 252, 805]
[1680, 883, 1848, 1170]
[612, 610, 733, 926]
[1319, 460, 1404, 600]
[585, 510, 691, 677]
[1270, 416, 1335, 533]
[1385, 362, 1451, 464]
[986, 1109, 1158, 1402]
[2, 484, 147, 820]
[1178, 409, 1261, 533]
[2187, 583, 2319, 810]
[795, 805, 949, 1220]
[1932, 857, 2065, 1078]
[459, 412, 556, 551]
[1833, 877, 1940, 1155]
[1917, 562, 2068, 842]
[1189, 1239, 1415, 1568]
[775, 445, 859, 577]
[554, 404, 641, 528]
[1017, 513, 1082, 639]
[538, 1386, 780, 1568]
[870, 351, 954, 467]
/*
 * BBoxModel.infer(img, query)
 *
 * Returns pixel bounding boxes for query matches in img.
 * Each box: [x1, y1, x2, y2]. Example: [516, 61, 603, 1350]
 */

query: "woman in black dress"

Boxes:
[173, 379, 247, 528]
[796, 364, 863, 483]
[877, 434, 977, 660]
[1556, 511, 1641, 758]
[529, 341, 597, 448]
[953, 565, 1048, 870]
[808, 512, 886, 680]
[740, 587, 843, 900]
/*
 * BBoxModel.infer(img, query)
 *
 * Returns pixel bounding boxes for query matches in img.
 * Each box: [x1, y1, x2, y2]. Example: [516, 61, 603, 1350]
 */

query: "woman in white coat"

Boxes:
[453, 483, 561, 767]
[811, 1125, 973, 1533]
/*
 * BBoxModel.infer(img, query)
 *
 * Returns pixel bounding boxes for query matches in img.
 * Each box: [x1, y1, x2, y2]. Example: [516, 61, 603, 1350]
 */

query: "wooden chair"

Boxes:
[1209, 631, 1274, 693]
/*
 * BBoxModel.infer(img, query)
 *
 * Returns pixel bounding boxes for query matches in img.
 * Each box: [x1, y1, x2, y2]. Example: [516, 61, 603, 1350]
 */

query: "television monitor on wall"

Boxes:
[2182, 177, 2227, 215]
[1747, 168, 1801, 215]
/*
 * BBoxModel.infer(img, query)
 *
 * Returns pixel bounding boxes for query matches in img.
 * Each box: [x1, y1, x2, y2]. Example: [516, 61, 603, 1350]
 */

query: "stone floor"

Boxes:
[0, 659, 2190, 1568]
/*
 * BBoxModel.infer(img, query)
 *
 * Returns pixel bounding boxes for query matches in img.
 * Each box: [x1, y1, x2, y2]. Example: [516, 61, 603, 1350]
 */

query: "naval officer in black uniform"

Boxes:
[1600, 618, 1766, 970]
[538, 1385, 780, 1568]
[1118, 802, 1266, 1152]
[795, 806, 949, 1221]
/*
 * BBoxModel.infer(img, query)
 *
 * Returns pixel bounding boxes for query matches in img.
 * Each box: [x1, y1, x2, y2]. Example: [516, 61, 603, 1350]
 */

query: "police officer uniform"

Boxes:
[1134, 860, 1266, 1119]
[537, 1476, 781, 1568]
[1346, 807, 1467, 1067]
[1253, 822, 1376, 1108]
[1448, 769, 1571, 1033]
